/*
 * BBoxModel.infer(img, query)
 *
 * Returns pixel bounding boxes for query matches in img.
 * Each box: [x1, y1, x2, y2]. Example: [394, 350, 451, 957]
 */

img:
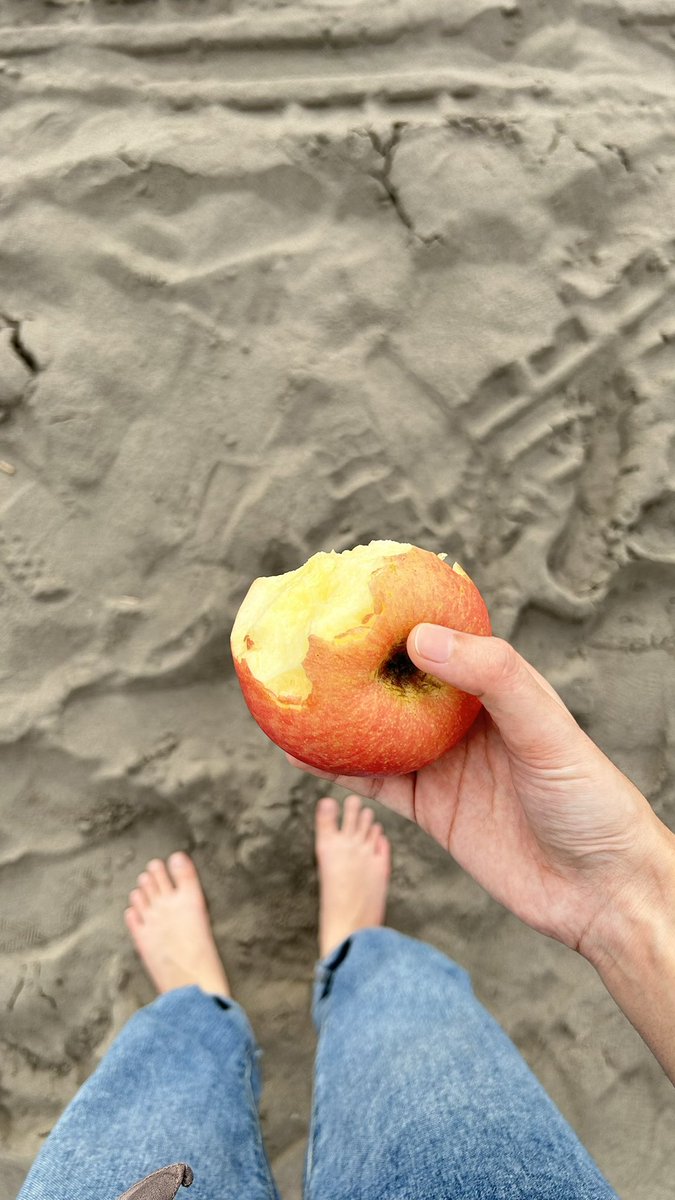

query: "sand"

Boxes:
[1, 0, 675, 1195]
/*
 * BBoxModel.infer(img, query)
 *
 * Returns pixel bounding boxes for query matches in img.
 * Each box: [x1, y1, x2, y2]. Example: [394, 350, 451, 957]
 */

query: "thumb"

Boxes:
[407, 623, 579, 765]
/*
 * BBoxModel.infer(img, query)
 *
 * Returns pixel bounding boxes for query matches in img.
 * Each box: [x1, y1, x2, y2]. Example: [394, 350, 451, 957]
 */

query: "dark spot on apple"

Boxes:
[378, 640, 442, 694]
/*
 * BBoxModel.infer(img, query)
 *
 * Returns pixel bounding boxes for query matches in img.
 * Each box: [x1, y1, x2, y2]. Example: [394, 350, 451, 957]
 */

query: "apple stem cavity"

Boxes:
[377, 640, 442, 695]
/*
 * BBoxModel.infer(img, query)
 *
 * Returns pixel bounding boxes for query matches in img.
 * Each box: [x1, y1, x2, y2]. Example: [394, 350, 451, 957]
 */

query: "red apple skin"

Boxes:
[232, 548, 492, 777]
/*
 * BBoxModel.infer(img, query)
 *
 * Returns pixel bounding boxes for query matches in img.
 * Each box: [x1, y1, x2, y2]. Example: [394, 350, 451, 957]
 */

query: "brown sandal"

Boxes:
[115, 1163, 193, 1199]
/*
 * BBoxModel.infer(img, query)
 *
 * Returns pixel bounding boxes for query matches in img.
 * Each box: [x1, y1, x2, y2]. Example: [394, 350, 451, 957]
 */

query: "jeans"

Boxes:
[18, 927, 618, 1200]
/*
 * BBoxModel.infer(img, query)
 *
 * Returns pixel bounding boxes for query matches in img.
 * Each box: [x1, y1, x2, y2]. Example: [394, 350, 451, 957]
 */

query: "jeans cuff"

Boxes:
[311, 930, 366, 1021]
[146, 986, 258, 1053]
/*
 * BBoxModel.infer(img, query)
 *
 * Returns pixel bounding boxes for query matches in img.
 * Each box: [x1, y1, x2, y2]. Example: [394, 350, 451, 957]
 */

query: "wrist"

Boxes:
[580, 817, 675, 1084]
[581, 818, 675, 978]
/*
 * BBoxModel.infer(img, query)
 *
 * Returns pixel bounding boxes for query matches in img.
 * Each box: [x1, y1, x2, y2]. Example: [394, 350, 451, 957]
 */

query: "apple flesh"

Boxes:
[230, 539, 492, 777]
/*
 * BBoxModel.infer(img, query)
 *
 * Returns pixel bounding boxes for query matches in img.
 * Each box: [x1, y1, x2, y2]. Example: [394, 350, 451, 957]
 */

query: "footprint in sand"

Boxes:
[0, 479, 71, 602]
[0, 323, 35, 419]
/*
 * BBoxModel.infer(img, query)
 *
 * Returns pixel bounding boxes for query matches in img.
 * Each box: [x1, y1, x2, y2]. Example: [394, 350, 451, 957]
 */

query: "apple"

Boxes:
[230, 539, 491, 777]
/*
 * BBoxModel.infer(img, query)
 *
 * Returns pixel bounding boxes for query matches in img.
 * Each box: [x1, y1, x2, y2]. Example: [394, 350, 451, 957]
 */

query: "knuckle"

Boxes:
[489, 638, 522, 689]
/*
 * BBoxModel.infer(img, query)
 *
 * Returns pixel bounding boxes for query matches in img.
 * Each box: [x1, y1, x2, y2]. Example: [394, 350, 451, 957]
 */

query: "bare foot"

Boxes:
[316, 794, 391, 958]
[124, 853, 230, 998]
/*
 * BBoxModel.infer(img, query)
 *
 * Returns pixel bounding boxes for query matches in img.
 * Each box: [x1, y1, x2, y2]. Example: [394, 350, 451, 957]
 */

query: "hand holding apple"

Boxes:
[285, 623, 671, 966]
[233, 545, 675, 1083]
[230, 540, 492, 776]
[287, 624, 675, 1084]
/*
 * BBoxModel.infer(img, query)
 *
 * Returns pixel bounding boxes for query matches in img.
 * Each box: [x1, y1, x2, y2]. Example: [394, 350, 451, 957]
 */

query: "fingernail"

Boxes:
[414, 624, 454, 663]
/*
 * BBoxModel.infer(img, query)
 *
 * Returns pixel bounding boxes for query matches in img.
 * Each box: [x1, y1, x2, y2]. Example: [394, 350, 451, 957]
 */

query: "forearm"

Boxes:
[583, 822, 675, 1085]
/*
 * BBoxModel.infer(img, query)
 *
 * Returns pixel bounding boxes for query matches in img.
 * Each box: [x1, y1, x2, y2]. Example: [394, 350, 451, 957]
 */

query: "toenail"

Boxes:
[169, 852, 188, 868]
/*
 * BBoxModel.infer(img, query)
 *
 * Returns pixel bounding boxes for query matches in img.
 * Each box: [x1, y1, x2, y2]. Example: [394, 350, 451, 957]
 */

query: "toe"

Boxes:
[129, 887, 148, 915]
[342, 794, 361, 835]
[137, 872, 156, 904]
[315, 796, 339, 836]
[376, 832, 391, 865]
[147, 858, 173, 895]
[124, 906, 143, 933]
[357, 806, 374, 838]
[368, 822, 383, 846]
[167, 851, 199, 891]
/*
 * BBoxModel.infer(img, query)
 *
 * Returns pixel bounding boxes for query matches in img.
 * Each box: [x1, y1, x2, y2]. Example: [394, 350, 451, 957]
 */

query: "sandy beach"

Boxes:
[1, 0, 675, 1195]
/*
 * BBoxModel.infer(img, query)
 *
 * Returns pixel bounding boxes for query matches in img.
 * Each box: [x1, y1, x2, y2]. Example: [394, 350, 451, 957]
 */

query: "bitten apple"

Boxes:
[230, 539, 491, 777]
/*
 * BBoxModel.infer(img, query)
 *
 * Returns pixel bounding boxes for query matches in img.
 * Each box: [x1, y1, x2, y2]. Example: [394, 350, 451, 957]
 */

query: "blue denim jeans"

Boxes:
[18, 928, 618, 1199]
